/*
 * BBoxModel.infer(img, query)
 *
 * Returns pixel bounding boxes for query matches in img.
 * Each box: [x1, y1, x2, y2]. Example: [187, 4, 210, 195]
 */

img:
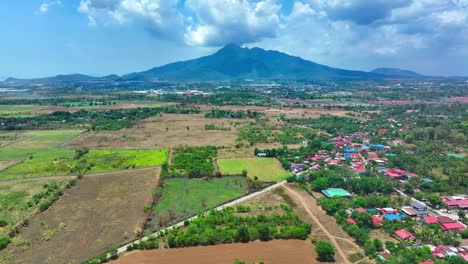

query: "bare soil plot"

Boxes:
[65, 114, 246, 149]
[112, 240, 317, 264]
[0, 168, 160, 264]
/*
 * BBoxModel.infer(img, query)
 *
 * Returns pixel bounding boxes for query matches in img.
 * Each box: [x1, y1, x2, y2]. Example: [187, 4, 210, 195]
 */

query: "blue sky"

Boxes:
[1, 0, 467, 78]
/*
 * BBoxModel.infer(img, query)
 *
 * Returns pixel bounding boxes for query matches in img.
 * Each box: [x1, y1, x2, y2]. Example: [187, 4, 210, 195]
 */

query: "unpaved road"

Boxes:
[283, 184, 355, 264]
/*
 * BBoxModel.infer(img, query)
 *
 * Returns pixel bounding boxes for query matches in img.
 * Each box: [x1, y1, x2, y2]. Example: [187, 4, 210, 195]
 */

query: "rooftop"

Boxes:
[321, 188, 351, 198]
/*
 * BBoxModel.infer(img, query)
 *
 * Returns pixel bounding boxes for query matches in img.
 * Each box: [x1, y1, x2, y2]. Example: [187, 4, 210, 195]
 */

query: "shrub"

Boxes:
[315, 240, 335, 262]
[0, 237, 10, 250]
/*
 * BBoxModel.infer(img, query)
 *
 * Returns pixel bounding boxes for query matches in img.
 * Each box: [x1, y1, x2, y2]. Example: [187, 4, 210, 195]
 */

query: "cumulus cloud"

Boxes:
[78, 0, 282, 46]
[184, 0, 282, 46]
[38, 0, 62, 13]
[78, 0, 184, 40]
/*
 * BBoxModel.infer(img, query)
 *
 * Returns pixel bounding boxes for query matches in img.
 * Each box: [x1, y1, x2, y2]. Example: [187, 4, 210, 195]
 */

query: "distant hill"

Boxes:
[3, 74, 119, 85]
[3, 45, 432, 84]
[371, 68, 424, 78]
[123, 44, 379, 81]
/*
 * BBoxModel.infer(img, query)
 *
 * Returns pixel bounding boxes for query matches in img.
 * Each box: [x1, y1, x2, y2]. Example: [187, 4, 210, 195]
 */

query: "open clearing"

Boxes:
[2, 130, 82, 149]
[113, 240, 317, 264]
[0, 167, 160, 264]
[0, 105, 45, 117]
[0, 148, 167, 180]
[151, 177, 249, 228]
[218, 158, 291, 182]
[65, 114, 246, 149]
[0, 178, 69, 237]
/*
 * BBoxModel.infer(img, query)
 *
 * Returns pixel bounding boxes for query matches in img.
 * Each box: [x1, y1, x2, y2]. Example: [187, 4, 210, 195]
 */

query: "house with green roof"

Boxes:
[321, 188, 352, 198]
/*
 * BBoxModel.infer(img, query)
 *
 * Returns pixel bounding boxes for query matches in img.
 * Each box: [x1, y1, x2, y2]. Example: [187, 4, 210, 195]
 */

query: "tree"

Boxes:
[258, 226, 272, 241]
[364, 239, 377, 256]
[236, 226, 250, 243]
[315, 240, 335, 262]
[354, 197, 367, 208]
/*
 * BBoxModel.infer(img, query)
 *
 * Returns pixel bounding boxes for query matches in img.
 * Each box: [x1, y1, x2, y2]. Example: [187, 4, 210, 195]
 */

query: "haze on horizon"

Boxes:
[1, 0, 468, 79]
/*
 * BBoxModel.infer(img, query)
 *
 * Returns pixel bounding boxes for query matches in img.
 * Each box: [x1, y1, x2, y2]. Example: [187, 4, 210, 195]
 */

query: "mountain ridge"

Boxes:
[2, 45, 430, 84]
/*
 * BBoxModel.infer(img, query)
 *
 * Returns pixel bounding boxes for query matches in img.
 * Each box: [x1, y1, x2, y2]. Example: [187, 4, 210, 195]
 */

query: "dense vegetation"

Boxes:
[169, 146, 217, 177]
[163, 207, 311, 248]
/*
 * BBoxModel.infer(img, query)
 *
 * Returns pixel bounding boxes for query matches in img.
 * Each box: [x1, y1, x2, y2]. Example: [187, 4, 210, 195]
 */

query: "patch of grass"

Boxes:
[152, 177, 249, 227]
[0, 148, 168, 179]
[0, 149, 76, 179]
[0, 179, 68, 236]
[40, 228, 56, 241]
[218, 158, 292, 182]
[273, 187, 297, 208]
[0, 105, 43, 117]
[348, 252, 365, 262]
[4, 130, 82, 149]
[83, 149, 168, 173]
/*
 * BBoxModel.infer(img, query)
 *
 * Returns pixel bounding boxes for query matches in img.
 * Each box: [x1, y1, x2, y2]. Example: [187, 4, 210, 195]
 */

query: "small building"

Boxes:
[408, 202, 429, 216]
[373, 217, 383, 226]
[395, 229, 415, 240]
[347, 218, 357, 225]
[421, 178, 434, 183]
[355, 208, 367, 213]
[383, 214, 405, 221]
[422, 216, 438, 224]
[256, 152, 267, 157]
[441, 222, 466, 232]
[321, 188, 352, 198]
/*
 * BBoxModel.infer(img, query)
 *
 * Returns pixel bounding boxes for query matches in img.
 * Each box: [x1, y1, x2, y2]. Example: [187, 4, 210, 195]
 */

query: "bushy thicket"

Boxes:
[170, 146, 217, 177]
[165, 207, 311, 248]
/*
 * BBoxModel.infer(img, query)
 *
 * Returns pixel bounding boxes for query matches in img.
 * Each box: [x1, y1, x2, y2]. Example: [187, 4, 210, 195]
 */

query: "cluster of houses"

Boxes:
[443, 195, 468, 210]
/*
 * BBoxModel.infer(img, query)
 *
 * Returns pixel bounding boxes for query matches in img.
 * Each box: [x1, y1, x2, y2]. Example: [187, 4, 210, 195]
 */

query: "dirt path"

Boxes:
[283, 184, 353, 264]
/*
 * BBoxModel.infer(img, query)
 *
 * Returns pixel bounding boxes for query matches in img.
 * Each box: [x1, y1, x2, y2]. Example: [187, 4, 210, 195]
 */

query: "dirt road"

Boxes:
[283, 184, 357, 264]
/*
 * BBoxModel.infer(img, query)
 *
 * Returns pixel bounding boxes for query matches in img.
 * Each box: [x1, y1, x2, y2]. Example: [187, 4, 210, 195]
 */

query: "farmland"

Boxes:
[0, 105, 43, 117]
[112, 240, 316, 264]
[0, 168, 159, 264]
[64, 114, 247, 149]
[3, 130, 82, 149]
[0, 178, 69, 237]
[218, 158, 292, 182]
[151, 177, 249, 228]
[0, 148, 167, 180]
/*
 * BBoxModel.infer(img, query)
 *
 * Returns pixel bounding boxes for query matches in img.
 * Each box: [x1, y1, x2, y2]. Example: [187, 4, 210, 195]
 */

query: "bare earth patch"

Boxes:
[112, 240, 317, 264]
[31, 106, 78, 114]
[65, 114, 246, 149]
[0, 168, 160, 264]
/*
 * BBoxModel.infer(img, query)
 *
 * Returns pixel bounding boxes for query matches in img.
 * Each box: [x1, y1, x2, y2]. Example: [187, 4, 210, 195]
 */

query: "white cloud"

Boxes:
[184, 0, 282, 46]
[38, 0, 62, 13]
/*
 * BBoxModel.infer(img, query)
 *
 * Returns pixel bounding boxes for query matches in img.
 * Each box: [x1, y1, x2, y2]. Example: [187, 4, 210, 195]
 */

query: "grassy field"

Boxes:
[0, 148, 168, 180]
[3, 130, 82, 149]
[0, 105, 43, 117]
[83, 149, 168, 173]
[0, 168, 159, 264]
[218, 158, 291, 182]
[152, 177, 249, 227]
[0, 178, 68, 237]
[0, 149, 76, 180]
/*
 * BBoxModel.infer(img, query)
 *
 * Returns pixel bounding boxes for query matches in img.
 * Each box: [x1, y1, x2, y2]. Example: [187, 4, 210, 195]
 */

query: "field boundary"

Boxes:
[0, 135, 35, 148]
[56, 130, 88, 148]
[0, 159, 24, 172]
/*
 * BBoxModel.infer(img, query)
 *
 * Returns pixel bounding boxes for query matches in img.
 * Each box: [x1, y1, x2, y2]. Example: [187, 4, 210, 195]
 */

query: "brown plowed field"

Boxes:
[0, 167, 160, 264]
[113, 240, 317, 264]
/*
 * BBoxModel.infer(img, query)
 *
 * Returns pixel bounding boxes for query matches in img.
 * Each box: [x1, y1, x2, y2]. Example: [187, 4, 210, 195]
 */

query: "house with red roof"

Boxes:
[373, 217, 383, 226]
[395, 229, 415, 240]
[423, 216, 438, 224]
[441, 222, 466, 232]
[347, 218, 357, 225]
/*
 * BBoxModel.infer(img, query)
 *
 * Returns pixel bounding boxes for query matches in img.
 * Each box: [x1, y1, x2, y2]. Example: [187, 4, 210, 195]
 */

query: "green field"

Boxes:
[218, 158, 291, 182]
[3, 130, 82, 149]
[83, 149, 168, 173]
[0, 148, 168, 180]
[0, 178, 68, 236]
[152, 177, 249, 225]
[0, 105, 43, 117]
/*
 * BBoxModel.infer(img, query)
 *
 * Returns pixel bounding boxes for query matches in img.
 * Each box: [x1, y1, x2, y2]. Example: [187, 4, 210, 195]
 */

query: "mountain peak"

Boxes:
[216, 43, 244, 54]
